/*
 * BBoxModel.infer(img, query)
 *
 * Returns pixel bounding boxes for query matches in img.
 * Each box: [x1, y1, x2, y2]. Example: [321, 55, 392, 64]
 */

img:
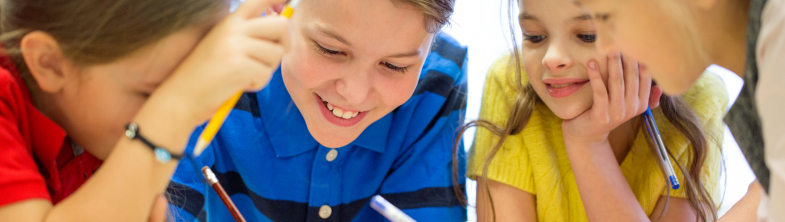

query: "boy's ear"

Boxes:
[20, 31, 73, 93]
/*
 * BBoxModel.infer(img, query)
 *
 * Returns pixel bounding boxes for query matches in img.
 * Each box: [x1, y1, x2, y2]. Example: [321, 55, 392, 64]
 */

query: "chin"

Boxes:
[657, 79, 692, 95]
[311, 130, 357, 148]
[550, 105, 589, 120]
[553, 111, 580, 120]
[652, 66, 703, 96]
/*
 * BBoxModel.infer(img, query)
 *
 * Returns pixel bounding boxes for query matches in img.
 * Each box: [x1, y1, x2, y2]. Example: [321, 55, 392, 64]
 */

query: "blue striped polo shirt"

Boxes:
[167, 33, 468, 222]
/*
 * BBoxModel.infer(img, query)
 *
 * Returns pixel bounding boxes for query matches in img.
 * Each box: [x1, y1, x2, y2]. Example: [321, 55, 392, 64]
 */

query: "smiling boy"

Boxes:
[166, 0, 467, 221]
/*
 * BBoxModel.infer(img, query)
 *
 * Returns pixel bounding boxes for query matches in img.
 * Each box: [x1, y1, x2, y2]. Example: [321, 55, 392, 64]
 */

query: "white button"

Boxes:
[319, 205, 332, 219]
[326, 149, 338, 162]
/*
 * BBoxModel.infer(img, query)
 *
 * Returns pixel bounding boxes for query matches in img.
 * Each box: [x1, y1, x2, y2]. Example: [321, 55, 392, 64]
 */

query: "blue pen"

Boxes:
[642, 107, 680, 190]
[370, 195, 416, 222]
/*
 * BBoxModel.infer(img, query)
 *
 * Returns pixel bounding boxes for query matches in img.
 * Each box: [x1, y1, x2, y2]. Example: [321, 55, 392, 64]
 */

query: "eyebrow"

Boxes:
[387, 49, 422, 58]
[574, 14, 592, 21]
[573, 0, 589, 5]
[315, 25, 351, 46]
[519, 13, 538, 21]
[519, 13, 592, 22]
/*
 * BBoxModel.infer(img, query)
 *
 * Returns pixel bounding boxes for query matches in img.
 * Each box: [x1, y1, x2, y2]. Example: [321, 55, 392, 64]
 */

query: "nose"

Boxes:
[334, 65, 373, 105]
[542, 40, 575, 72]
[594, 24, 618, 55]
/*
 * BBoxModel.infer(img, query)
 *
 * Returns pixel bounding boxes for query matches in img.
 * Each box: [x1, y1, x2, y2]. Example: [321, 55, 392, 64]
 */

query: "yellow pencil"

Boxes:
[193, 0, 304, 156]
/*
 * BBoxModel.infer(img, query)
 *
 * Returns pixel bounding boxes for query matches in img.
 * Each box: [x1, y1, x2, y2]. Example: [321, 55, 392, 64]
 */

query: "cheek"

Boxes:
[285, 49, 337, 89]
[615, 25, 652, 64]
[66, 79, 144, 156]
[76, 83, 142, 130]
[522, 45, 546, 71]
[377, 73, 419, 108]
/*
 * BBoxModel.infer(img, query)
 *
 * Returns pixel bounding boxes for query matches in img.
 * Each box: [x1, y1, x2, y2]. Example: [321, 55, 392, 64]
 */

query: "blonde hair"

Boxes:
[397, 0, 454, 33]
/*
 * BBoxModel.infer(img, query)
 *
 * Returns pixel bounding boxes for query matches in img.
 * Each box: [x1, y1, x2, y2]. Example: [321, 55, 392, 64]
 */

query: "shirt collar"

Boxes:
[1, 53, 67, 164]
[258, 68, 389, 157]
[349, 113, 389, 153]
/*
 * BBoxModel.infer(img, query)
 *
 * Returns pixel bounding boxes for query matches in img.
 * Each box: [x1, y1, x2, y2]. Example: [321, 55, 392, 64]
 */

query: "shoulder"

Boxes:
[483, 53, 531, 98]
[430, 33, 468, 70]
[680, 70, 729, 121]
[418, 33, 468, 88]
[0, 67, 52, 207]
[0, 67, 26, 123]
[404, 33, 468, 110]
[388, 33, 468, 136]
[478, 53, 546, 125]
[472, 53, 559, 159]
[486, 53, 516, 83]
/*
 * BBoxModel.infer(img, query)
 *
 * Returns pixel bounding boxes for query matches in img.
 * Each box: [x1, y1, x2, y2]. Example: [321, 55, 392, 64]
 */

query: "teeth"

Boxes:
[332, 107, 343, 117]
[550, 83, 574, 88]
[323, 100, 362, 119]
[342, 111, 353, 119]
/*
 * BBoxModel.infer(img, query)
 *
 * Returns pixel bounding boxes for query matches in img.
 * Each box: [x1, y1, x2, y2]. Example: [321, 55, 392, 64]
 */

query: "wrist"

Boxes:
[563, 134, 609, 149]
[131, 91, 199, 154]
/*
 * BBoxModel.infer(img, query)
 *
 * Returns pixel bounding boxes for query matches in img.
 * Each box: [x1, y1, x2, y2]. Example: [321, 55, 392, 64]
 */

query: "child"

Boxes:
[166, 0, 468, 221]
[574, 0, 783, 220]
[0, 0, 288, 220]
[465, 0, 727, 221]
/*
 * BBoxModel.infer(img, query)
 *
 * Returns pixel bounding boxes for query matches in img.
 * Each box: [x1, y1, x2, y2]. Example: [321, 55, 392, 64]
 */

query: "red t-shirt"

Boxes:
[0, 54, 102, 206]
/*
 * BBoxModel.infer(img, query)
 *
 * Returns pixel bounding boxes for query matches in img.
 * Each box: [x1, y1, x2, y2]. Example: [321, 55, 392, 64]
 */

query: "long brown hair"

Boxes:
[0, 0, 229, 79]
[452, 0, 719, 221]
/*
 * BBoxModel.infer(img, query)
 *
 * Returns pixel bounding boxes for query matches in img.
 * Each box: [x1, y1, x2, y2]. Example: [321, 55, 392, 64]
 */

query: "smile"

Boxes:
[322, 100, 361, 119]
[315, 94, 369, 127]
[543, 78, 590, 98]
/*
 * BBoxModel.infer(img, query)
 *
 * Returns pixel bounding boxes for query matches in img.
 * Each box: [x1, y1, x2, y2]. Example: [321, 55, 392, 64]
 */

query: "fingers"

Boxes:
[241, 58, 277, 92]
[622, 54, 639, 109]
[607, 52, 624, 121]
[272, 3, 286, 14]
[148, 195, 168, 222]
[638, 64, 653, 111]
[649, 85, 663, 109]
[587, 60, 610, 124]
[234, 0, 287, 19]
[245, 16, 288, 43]
[243, 36, 285, 67]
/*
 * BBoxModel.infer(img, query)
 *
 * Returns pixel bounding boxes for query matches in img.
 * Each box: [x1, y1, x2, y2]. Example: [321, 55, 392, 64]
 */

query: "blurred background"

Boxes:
[440, 0, 756, 220]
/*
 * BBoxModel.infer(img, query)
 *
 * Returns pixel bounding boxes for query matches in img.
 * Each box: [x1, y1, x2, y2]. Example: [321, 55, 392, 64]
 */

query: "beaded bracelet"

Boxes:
[124, 123, 182, 163]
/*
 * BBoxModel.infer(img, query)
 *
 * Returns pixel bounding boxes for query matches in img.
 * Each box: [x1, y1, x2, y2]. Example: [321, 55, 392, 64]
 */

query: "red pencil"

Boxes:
[201, 166, 247, 222]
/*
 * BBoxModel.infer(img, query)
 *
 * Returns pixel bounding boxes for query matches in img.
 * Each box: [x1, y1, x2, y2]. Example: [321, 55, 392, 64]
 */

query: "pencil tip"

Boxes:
[194, 140, 208, 156]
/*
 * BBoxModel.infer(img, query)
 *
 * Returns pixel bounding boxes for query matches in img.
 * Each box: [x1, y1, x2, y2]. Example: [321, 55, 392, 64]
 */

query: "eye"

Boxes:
[380, 61, 409, 74]
[314, 41, 347, 56]
[524, 34, 547, 43]
[594, 14, 611, 22]
[577, 34, 596, 43]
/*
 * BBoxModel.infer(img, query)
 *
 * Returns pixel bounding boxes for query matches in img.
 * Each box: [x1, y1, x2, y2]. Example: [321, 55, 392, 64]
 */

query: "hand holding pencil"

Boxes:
[154, 0, 289, 157]
[193, 0, 303, 156]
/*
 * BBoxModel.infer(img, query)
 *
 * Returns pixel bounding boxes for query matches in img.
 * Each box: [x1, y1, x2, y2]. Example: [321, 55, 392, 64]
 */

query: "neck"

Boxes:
[27, 84, 63, 125]
[703, 0, 751, 77]
[607, 116, 641, 164]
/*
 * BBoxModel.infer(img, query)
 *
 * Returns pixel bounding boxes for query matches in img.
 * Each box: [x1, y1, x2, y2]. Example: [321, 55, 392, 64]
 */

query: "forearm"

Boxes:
[565, 140, 649, 222]
[45, 92, 197, 222]
[718, 180, 762, 222]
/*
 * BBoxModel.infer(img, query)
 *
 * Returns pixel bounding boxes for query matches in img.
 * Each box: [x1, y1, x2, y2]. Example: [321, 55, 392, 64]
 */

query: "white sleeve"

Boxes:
[755, 0, 785, 221]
